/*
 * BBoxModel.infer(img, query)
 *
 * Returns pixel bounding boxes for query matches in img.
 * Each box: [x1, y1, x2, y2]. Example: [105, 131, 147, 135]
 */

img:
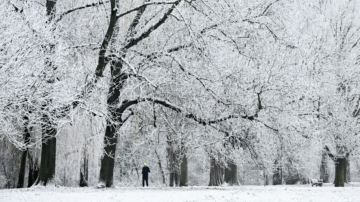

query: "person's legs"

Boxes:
[142, 177, 145, 187]
[145, 177, 149, 187]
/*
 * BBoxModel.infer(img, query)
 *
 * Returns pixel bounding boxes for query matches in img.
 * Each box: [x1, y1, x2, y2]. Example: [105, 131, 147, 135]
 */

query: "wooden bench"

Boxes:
[310, 179, 323, 187]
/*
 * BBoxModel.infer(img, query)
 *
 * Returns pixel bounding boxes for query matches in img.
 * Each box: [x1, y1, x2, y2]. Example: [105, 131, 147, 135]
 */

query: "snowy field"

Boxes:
[1, 183, 360, 202]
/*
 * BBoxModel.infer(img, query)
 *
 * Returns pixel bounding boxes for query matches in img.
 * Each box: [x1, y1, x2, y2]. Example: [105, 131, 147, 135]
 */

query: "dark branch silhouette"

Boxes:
[56, 1, 109, 23]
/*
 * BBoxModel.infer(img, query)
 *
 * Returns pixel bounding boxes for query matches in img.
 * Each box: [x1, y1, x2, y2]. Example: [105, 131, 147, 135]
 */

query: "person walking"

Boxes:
[142, 163, 150, 187]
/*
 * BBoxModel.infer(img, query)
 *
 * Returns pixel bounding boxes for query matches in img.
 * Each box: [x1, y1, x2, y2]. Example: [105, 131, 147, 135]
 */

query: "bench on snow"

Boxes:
[310, 179, 323, 187]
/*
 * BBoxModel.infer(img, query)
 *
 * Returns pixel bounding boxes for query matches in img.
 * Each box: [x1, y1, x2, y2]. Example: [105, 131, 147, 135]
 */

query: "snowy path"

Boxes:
[1, 185, 359, 202]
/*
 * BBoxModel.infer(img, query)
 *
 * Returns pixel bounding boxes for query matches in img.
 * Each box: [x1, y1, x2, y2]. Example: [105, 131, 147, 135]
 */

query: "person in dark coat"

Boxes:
[142, 163, 150, 187]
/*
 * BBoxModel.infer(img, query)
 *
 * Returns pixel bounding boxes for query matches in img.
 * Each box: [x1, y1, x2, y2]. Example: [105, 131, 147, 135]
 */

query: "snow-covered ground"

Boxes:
[1, 183, 360, 202]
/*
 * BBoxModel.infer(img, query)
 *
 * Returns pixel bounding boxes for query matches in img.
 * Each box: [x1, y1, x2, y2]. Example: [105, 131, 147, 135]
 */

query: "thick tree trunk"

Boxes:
[17, 149, 28, 188]
[97, 0, 126, 188]
[27, 154, 39, 187]
[320, 151, 329, 183]
[208, 157, 224, 186]
[179, 154, 188, 187]
[17, 121, 31, 188]
[169, 173, 179, 187]
[36, 125, 57, 185]
[28, 166, 39, 187]
[98, 60, 125, 187]
[169, 173, 174, 187]
[80, 155, 88, 187]
[224, 162, 239, 186]
[99, 121, 118, 187]
[334, 158, 346, 187]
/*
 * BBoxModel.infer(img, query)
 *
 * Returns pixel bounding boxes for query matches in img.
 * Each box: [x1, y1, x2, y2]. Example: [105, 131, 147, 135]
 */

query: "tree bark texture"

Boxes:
[179, 154, 188, 187]
[27, 153, 39, 187]
[17, 119, 31, 188]
[208, 157, 224, 186]
[223, 133, 239, 186]
[36, 123, 57, 185]
[99, 121, 118, 187]
[79, 155, 88, 187]
[334, 158, 346, 187]
[98, 60, 127, 187]
[224, 162, 239, 186]
[17, 149, 28, 188]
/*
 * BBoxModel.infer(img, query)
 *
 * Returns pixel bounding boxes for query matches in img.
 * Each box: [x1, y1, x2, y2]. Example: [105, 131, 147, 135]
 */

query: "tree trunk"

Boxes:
[99, 121, 118, 187]
[208, 157, 224, 186]
[273, 171, 282, 185]
[273, 159, 282, 185]
[17, 149, 28, 188]
[155, 149, 166, 185]
[35, 0, 57, 187]
[273, 161, 282, 185]
[263, 170, 271, 185]
[97, 0, 127, 188]
[169, 173, 179, 187]
[179, 154, 188, 187]
[334, 158, 346, 187]
[320, 151, 329, 183]
[36, 121, 57, 186]
[168, 146, 179, 187]
[224, 162, 239, 186]
[223, 134, 239, 186]
[27, 154, 39, 187]
[98, 60, 126, 187]
[169, 173, 174, 187]
[17, 120, 31, 188]
[79, 156, 88, 187]
[46, 0, 57, 19]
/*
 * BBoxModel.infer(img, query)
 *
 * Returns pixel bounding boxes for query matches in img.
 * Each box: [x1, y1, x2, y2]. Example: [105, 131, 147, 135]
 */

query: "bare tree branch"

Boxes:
[124, 0, 151, 41]
[56, 0, 109, 23]
[10, 3, 23, 13]
[117, 97, 257, 126]
[117, 0, 180, 19]
[58, 0, 117, 114]
[259, 0, 280, 17]
[324, 145, 335, 161]
[94, 0, 118, 78]
[123, 0, 181, 50]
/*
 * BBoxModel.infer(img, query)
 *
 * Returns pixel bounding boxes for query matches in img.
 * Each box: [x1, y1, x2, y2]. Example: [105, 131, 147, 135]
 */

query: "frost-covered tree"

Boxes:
[2, 0, 360, 189]
[303, 0, 360, 187]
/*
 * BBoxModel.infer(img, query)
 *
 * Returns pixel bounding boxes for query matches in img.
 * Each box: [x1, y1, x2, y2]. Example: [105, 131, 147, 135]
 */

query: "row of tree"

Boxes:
[1, 0, 360, 188]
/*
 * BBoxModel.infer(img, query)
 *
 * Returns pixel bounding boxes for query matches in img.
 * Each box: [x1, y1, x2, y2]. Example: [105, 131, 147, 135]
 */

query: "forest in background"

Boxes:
[1, 0, 360, 189]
